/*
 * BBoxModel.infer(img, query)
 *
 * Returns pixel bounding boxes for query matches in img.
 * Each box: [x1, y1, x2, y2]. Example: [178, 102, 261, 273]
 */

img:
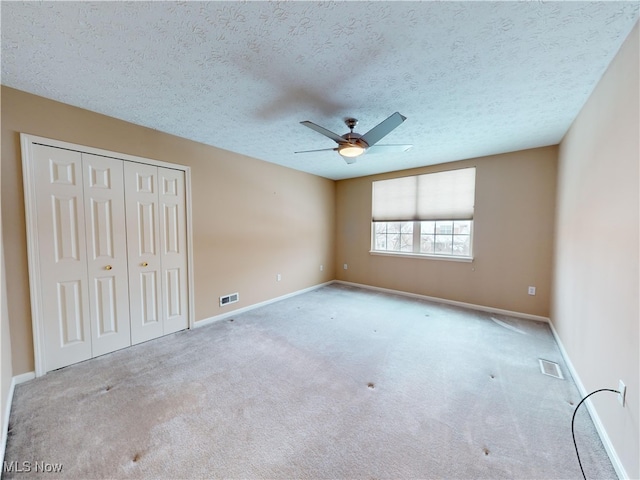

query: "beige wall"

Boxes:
[335, 147, 557, 318]
[1, 86, 336, 375]
[553, 22, 639, 479]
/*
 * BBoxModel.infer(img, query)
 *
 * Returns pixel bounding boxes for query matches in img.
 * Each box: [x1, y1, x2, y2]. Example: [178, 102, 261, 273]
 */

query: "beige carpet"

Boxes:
[3, 284, 616, 479]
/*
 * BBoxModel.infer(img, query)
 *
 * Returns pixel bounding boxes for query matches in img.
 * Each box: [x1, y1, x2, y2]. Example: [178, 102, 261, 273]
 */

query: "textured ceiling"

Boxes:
[2, 2, 638, 180]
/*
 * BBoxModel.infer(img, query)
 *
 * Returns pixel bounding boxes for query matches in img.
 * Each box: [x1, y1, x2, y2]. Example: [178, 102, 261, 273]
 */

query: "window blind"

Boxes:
[372, 167, 476, 222]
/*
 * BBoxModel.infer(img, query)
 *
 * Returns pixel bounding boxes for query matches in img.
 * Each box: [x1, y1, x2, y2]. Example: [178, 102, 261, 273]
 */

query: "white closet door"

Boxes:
[33, 144, 92, 370]
[125, 162, 164, 344]
[82, 154, 131, 356]
[159, 168, 189, 334]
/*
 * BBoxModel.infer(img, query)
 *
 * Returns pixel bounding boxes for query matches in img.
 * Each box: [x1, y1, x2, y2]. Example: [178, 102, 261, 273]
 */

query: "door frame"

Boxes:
[21, 133, 196, 377]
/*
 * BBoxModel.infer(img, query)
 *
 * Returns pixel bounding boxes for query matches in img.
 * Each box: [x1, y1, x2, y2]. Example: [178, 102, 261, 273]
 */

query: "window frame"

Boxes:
[370, 220, 474, 262]
[370, 168, 476, 262]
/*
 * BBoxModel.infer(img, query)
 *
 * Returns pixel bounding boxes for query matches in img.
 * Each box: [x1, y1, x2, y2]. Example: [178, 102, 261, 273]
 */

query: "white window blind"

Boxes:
[372, 167, 476, 222]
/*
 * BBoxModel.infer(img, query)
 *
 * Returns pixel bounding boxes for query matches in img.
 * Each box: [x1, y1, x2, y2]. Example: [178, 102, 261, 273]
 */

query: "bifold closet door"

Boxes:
[125, 162, 164, 345]
[82, 154, 131, 357]
[33, 145, 92, 370]
[125, 164, 189, 344]
[159, 168, 189, 335]
[33, 147, 132, 370]
[25, 135, 191, 373]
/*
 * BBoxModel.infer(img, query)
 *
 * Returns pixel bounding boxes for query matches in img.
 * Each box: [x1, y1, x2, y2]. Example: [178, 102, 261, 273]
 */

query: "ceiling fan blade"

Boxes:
[300, 121, 347, 144]
[360, 112, 407, 147]
[294, 147, 338, 154]
[366, 144, 413, 154]
[343, 156, 357, 165]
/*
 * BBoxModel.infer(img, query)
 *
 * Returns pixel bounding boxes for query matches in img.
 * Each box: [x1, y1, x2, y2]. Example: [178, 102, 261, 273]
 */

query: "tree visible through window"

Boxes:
[374, 222, 413, 252]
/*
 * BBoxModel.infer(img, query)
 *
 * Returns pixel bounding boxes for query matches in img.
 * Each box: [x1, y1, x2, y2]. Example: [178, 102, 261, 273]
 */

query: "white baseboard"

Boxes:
[334, 280, 550, 323]
[12, 372, 35, 385]
[547, 321, 626, 480]
[1, 371, 35, 464]
[194, 281, 334, 328]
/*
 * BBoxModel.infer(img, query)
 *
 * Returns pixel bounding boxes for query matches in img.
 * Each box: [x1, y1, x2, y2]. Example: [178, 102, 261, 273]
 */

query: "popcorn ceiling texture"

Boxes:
[1, 1, 638, 179]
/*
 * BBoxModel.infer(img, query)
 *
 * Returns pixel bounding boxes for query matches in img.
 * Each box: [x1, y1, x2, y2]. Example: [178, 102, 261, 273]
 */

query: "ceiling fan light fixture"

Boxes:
[339, 144, 366, 158]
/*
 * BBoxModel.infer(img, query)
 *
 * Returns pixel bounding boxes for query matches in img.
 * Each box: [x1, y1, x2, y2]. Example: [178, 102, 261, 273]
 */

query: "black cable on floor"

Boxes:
[571, 388, 619, 480]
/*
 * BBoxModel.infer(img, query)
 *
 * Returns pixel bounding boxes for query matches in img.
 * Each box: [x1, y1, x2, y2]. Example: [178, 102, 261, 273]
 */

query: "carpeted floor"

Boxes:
[3, 284, 616, 479]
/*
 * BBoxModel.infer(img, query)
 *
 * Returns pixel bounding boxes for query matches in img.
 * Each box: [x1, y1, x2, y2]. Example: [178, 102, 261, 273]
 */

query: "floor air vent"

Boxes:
[220, 293, 239, 307]
[539, 359, 563, 379]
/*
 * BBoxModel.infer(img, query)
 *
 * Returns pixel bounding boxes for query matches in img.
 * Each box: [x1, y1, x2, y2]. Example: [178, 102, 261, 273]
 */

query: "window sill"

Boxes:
[369, 250, 474, 263]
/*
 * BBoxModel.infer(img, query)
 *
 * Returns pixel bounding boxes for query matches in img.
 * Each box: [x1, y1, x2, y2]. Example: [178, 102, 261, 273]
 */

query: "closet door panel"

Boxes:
[23, 134, 193, 375]
[83, 154, 131, 356]
[33, 144, 92, 370]
[125, 162, 163, 344]
[159, 168, 189, 334]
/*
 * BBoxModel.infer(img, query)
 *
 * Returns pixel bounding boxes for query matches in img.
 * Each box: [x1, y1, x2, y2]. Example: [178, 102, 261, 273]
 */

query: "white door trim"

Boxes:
[20, 133, 196, 376]
[21, 136, 48, 377]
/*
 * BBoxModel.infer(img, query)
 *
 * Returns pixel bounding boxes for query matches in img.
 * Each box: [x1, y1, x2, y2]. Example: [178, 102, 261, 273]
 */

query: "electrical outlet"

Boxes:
[343, 263, 348, 270]
[618, 380, 626, 407]
[276, 273, 281, 282]
[320, 264, 324, 272]
[528, 286, 536, 296]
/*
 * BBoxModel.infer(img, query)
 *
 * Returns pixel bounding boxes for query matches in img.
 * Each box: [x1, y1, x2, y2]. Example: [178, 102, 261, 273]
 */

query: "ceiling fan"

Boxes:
[295, 112, 413, 164]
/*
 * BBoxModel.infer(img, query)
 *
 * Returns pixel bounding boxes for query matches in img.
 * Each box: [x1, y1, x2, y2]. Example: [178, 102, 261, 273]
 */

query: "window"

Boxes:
[371, 168, 476, 259]
[374, 222, 414, 252]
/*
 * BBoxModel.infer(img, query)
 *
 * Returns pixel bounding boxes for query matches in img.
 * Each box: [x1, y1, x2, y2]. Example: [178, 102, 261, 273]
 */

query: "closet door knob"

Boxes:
[105, 265, 112, 270]
[141, 262, 148, 267]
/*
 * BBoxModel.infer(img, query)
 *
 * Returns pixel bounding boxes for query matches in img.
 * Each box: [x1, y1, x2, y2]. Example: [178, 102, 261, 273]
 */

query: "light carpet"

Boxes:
[3, 284, 616, 479]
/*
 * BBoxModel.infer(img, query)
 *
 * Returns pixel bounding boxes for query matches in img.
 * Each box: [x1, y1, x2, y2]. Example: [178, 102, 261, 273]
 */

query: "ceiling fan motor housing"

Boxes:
[341, 131, 368, 147]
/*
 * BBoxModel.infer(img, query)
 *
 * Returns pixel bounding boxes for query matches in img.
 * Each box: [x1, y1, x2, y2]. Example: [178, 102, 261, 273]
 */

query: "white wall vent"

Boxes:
[538, 359, 563, 379]
[220, 293, 239, 307]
